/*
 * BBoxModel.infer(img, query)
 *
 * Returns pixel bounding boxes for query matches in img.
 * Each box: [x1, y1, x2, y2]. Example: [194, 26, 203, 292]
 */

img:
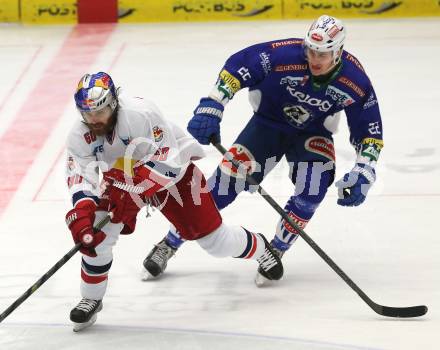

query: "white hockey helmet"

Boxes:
[304, 15, 346, 63]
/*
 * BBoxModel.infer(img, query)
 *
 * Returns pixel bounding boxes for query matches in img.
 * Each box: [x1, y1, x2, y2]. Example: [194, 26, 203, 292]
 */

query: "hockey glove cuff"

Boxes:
[187, 97, 223, 145]
[335, 163, 376, 207]
[65, 200, 106, 257]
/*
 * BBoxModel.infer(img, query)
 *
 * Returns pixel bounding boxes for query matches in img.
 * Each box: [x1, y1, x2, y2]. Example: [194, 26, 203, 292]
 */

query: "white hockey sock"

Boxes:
[197, 223, 265, 260]
[80, 211, 123, 300]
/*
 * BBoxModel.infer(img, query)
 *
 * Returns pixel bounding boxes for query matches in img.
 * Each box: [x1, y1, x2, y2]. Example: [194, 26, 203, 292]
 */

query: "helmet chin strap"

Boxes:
[315, 48, 342, 76]
[333, 47, 343, 65]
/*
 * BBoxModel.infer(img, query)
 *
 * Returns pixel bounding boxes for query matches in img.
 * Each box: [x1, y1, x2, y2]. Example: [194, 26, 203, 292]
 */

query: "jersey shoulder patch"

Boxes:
[337, 76, 367, 98]
[343, 51, 365, 73]
[270, 38, 304, 49]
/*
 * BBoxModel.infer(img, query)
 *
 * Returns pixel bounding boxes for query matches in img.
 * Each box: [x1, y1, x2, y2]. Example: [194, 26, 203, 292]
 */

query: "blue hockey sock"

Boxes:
[274, 197, 310, 252]
[165, 229, 185, 249]
[271, 235, 293, 251]
[273, 164, 331, 251]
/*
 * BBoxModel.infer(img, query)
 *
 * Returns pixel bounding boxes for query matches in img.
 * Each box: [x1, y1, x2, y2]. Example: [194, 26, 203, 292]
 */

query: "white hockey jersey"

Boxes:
[66, 93, 205, 206]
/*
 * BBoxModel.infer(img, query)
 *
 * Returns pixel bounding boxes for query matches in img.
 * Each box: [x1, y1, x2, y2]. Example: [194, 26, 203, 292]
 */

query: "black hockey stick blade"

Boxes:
[373, 303, 428, 318]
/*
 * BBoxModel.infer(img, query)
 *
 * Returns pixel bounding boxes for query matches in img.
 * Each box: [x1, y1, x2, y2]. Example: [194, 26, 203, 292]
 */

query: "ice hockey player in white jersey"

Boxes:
[64, 72, 283, 331]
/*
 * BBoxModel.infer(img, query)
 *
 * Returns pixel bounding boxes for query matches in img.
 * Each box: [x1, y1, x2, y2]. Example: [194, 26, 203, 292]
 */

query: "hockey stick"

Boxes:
[212, 140, 427, 318]
[0, 213, 112, 323]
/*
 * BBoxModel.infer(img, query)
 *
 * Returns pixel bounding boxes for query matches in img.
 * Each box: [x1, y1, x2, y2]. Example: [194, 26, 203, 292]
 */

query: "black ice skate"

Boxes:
[142, 238, 177, 280]
[255, 235, 284, 286]
[70, 298, 103, 332]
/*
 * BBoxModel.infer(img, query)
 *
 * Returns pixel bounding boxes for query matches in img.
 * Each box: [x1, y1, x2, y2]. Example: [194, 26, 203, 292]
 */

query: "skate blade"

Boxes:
[254, 272, 271, 287]
[141, 267, 159, 281]
[73, 313, 98, 332]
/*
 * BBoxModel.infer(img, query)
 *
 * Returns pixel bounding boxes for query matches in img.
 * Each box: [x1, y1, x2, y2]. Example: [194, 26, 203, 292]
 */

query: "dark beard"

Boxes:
[82, 108, 118, 136]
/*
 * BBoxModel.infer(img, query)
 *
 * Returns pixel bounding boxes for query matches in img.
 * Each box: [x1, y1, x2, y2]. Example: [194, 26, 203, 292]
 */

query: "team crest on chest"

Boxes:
[67, 156, 76, 171]
[153, 126, 164, 142]
[282, 104, 312, 128]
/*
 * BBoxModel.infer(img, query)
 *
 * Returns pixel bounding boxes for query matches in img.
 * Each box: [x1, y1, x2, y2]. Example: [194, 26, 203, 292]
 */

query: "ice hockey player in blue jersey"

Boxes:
[143, 15, 384, 286]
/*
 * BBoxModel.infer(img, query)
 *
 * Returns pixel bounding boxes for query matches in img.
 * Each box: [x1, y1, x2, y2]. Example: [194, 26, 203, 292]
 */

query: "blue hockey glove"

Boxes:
[187, 97, 223, 145]
[335, 164, 376, 207]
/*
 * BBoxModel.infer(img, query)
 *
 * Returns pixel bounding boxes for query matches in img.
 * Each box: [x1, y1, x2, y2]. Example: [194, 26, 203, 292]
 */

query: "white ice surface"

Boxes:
[0, 18, 439, 350]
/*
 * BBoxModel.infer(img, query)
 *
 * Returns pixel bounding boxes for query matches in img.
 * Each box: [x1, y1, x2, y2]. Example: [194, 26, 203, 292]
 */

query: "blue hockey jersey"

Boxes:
[209, 38, 383, 164]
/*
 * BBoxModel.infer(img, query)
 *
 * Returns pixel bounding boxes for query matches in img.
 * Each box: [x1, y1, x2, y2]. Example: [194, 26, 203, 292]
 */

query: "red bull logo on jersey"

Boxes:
[67, 156, 76, 171]
[153, 126, 164, 142]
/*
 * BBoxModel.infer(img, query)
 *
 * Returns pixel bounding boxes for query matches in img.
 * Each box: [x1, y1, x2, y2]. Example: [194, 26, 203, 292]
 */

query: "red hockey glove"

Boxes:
[65, 200, 106, 257]
[100, 168, 144, 226]
[132, 163, 174, 197]
[99, 157, 175, 229]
